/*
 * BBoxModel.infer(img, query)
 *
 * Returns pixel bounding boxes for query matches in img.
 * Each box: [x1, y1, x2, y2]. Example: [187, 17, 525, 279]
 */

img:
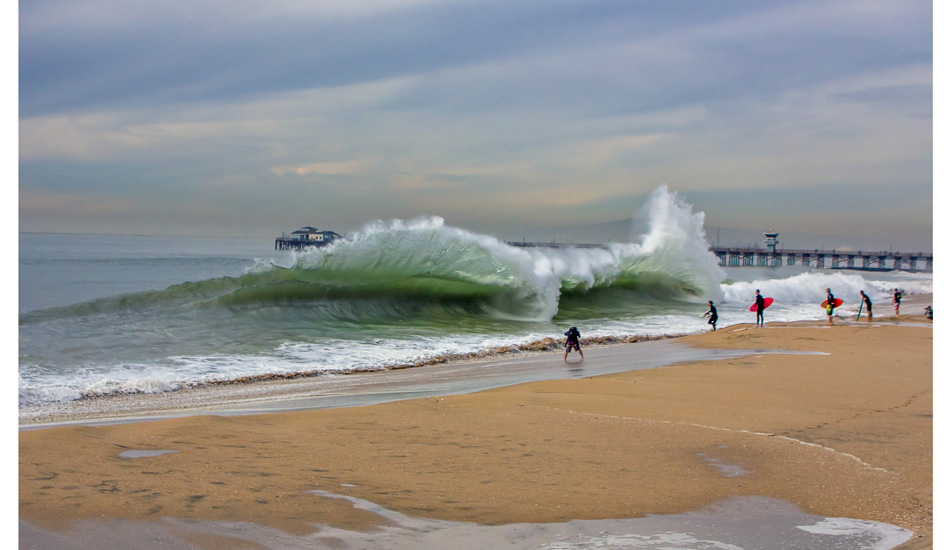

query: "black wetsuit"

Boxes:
[706, 304, 718, 330]
[755, 295, 765, 326]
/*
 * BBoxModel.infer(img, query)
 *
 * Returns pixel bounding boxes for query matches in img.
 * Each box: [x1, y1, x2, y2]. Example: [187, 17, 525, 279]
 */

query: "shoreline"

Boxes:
[17, 333, 687, 428]
[20, 293, 933, 429]
[19, 308, 933, 548]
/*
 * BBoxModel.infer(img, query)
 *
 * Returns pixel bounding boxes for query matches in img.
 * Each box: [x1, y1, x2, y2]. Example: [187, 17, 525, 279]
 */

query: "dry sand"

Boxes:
[19, 305, 933, 548]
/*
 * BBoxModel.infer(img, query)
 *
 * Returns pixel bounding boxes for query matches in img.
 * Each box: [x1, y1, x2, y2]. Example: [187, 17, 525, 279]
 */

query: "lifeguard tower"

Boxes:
[764, 231, 779, 253]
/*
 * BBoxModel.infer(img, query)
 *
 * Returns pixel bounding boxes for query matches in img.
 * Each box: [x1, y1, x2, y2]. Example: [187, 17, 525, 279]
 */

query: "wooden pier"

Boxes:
[507, 241, 933, 273]
[505, 241, 605, 249]
[710, 247, 932, 272]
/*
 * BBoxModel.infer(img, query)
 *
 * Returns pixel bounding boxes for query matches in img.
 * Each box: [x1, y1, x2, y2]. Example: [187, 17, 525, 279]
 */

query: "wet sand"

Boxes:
[19, 298, 933, 549]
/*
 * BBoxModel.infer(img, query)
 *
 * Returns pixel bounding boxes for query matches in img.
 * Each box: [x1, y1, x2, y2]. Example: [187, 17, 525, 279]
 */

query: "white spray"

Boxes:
[619, 185, 726, 301]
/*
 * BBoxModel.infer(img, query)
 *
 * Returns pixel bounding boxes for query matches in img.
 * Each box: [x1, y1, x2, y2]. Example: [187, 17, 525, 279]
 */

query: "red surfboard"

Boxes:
[750, 297, 774, 312]
[820, 298, 843, 308]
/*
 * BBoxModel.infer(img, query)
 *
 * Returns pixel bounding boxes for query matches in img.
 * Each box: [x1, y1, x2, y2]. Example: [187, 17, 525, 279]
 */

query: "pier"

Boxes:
[507, 238, 933, 273]
[709, 247, 932, 272]
[506, 241, 606, 249]
[709, 230, 932, 272]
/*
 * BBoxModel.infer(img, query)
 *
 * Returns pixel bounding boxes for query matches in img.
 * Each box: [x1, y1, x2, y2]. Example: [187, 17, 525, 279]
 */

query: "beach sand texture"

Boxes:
[20, 317, 932, 548]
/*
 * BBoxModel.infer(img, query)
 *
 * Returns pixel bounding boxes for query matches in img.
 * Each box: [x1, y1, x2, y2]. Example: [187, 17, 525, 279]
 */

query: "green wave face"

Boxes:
[22, 208, 725, 328]
[18, 188, 732, 406]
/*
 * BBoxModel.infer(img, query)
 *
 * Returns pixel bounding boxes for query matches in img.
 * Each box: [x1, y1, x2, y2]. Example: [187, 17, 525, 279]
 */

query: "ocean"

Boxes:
[18, 188, 932, 417]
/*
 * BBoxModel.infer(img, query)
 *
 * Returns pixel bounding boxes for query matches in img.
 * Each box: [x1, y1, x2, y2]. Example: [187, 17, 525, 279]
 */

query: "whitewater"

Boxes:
[18, 187, 932, 414]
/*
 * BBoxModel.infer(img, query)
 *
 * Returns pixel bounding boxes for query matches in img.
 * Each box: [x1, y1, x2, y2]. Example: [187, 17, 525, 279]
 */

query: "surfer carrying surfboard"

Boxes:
[754, 290, 766, 327]
[860, 291, 873, 322]
[825, 288, 836, 325]
[563, 326, 584, 362]
[704, 300, 718, 331]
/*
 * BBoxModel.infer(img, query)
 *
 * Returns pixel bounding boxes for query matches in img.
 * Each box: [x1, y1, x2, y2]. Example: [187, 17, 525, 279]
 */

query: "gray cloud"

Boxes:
[22, 0, 855, 116]
[18, 0, 933, 251]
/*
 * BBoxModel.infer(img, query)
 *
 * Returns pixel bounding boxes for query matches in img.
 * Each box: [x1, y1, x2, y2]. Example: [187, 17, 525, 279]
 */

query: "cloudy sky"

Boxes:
[18, 0, 933, 250]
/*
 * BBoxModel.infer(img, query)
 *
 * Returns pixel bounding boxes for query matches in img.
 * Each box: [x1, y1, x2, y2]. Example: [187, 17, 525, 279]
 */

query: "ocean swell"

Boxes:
[23, 189, 723, 326]
[227, 186, 725, 318]
[18, 186, 735, 408]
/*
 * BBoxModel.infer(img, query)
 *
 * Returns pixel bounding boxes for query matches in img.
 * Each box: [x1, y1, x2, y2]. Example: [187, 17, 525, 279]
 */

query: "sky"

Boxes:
[17, 0, 934, 251]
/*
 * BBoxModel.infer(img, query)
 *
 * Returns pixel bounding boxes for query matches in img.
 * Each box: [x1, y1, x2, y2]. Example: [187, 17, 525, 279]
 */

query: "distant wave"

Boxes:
[720, 270, 934, 306]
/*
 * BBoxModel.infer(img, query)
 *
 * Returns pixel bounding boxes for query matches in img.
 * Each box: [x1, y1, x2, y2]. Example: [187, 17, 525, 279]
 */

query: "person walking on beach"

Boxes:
[860, 290, 873, 322]
[563, 326, 584, 362]
[754, 290, 766, 327]
[704, 300, 718, 331]
[893, 288, 902, 316]
[825, 288, 836, 325]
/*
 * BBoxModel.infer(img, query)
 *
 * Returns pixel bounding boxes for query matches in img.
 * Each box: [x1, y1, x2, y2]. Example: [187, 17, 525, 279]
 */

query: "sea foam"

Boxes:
[17, 186, 931, 408]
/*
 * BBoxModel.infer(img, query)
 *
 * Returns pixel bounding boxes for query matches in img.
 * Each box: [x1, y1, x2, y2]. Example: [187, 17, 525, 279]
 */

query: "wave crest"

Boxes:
[22, 187, 726, 324]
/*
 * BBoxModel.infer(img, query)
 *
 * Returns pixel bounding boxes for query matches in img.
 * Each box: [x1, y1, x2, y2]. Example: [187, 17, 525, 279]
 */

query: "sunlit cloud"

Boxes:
[270, 160, 374, 177]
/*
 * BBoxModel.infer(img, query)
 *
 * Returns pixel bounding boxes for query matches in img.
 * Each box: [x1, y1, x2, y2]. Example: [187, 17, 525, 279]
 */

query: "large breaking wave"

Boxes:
[19, 185, 932, 408]
[22, 186, 724, 326]
[16, 186, 739, 408]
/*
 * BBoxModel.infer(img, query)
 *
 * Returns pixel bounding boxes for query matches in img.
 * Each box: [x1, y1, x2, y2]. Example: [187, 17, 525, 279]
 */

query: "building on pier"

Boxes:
[764, 231, 779, 253]
[275, 226, 343, 250]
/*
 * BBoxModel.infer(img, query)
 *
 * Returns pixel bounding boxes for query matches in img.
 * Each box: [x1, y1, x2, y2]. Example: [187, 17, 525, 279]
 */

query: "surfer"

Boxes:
[754, 290, 766, 327]
[860, 291, 873, 322]
[704, 301, 718, 331]
[825, 288, 836, 325]
[563, 326, 584, 362]
[893, 288, 902, 316]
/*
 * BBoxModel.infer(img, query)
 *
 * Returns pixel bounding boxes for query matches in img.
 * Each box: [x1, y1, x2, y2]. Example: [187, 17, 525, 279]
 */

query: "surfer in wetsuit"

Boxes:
[826, 288, 836, 325]
[860, 290, 873, 322]
[893, 288, 902, 316]
[563, 326, 584, 362]
[754, 290, 766, 327]
[704, 301, 718, 331]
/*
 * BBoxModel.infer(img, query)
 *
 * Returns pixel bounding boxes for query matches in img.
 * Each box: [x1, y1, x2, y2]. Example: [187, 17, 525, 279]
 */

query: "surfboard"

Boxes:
[820, 298, 843, 308]
[749, 297, 773, 312]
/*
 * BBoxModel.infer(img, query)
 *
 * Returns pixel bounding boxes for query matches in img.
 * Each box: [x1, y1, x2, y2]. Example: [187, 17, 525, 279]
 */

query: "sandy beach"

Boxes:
[19, 297, 933, 549]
